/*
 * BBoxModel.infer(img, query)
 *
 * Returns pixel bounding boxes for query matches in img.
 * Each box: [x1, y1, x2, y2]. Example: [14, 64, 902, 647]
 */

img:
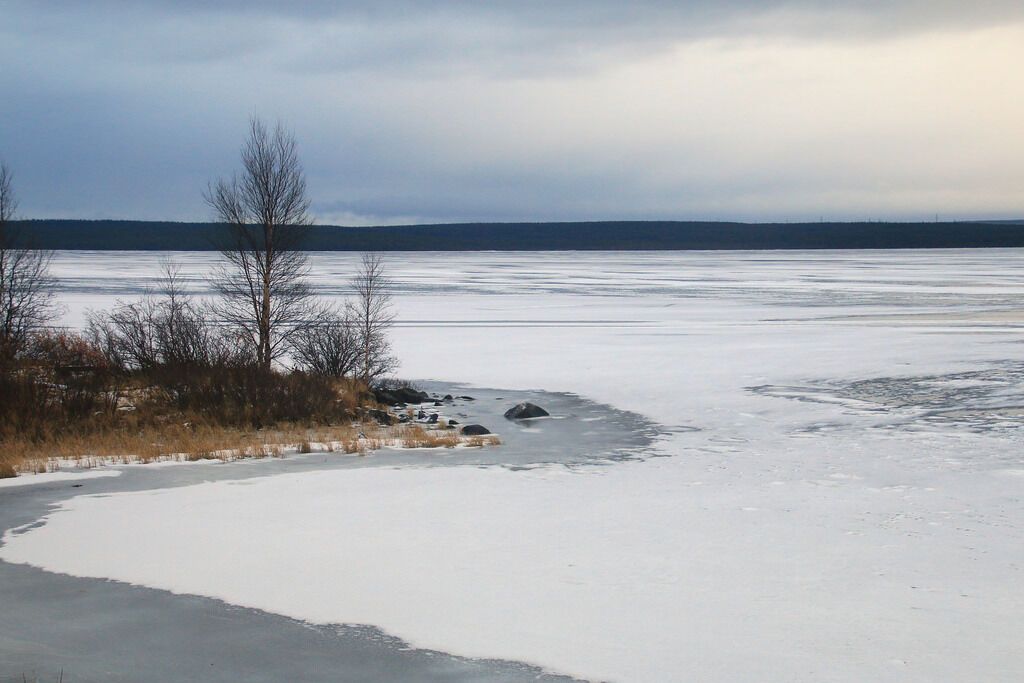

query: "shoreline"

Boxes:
[0, 382, 656, 683]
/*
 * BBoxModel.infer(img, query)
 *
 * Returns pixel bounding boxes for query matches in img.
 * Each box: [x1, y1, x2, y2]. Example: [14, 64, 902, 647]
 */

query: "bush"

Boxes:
[154, 365, 352, 428]
[0, 330, 116, 442]
[86, 296, 238, 374]
[85, 262, 243, 374]
[25, 329, 110, 370]
[291, 309, 360, 378]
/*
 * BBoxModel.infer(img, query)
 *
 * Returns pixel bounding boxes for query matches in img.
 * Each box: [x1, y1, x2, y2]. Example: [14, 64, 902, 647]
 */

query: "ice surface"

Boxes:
[0, 470, 121, 489]
[5, 250, 1024, 681]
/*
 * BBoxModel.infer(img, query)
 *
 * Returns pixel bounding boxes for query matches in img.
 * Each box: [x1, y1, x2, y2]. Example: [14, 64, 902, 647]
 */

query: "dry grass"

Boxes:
[465, 435, 502, 448]
[391, 424, 501, 450]
[0, 418, 502, 475]
[396, 424, 461, 449]
[0, 422, 368, 473]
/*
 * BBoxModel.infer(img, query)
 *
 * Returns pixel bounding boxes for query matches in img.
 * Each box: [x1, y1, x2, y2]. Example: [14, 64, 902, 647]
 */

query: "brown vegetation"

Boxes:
[0, 345, 371, 473]
[0, 336, 499, 474]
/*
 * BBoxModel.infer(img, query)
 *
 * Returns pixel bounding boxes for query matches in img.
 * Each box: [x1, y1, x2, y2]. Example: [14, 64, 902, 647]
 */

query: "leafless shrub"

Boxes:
[86, 261, 239, 373]
[291, 307, 361, 378]
[153, 262, 225, 368]
[87, 295, 161, 371]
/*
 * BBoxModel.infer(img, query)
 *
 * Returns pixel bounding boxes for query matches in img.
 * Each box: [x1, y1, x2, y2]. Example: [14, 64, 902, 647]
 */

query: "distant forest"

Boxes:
[11, 219, 1024, 251]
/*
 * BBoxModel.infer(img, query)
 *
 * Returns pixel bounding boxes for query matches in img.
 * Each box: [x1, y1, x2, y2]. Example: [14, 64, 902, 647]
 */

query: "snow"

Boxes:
[0, 469, 121, 489]
[4, 250, 1024, 681]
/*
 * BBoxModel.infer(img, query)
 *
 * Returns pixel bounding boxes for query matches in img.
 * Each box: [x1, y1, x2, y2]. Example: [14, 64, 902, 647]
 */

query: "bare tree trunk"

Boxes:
[205, 119, 321, 371]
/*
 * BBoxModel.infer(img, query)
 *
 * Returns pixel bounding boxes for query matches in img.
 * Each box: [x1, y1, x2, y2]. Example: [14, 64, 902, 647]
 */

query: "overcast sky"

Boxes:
[2, 1, 1022, 224]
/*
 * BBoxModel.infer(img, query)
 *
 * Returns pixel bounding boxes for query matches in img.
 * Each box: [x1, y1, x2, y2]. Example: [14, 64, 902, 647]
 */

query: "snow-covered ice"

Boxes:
[0, 469, 121, 489]
[4, 250, 1024, 681]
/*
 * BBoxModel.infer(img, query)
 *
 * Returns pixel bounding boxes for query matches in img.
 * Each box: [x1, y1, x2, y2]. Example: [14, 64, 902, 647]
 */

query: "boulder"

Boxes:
[460, 424, 491, 436]
[447, 419, 459, 425]
[503, 402, 550, 420]
[457, 395, 475, 401]
[443, 394, 454, 401]
[426, 413, 439, 424]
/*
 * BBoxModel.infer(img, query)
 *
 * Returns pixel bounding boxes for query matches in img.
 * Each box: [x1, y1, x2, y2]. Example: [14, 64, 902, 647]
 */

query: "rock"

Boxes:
[434, 401, 443, 407]
[417, 409, 427, 419]
[443, 394, 454, 401]
[365, 409, 395, 426]
[371, 388, 403, 407]
[397, 413, 411, 423]
[503, 402, 550, 420]
[426, 413, 439, 424]
[393, 387, 431, 404]
[447, 419, 459, 425]
[457, 395, 475, 401]
[460, 424, 491, 436]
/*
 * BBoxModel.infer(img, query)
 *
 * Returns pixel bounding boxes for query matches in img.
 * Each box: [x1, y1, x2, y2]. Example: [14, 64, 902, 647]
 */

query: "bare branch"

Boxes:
[0, 162, 57, 365]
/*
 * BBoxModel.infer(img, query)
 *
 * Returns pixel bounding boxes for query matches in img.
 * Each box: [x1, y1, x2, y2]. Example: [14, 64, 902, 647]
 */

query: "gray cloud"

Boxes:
[1, 1, 1023, 224]
[12, 1, 1024, 76]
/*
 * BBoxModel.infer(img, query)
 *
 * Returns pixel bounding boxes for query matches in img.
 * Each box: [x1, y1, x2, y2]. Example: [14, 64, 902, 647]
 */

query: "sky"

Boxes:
[1, 1, 1023, 225]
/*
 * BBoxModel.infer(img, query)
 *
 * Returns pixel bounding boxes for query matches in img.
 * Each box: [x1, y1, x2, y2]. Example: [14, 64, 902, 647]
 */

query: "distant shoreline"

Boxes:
[12, 218, 1024, 251]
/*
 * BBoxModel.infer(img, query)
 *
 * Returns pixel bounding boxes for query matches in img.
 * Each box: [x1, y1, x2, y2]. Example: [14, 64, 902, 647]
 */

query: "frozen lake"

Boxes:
[5, 249, 1024, 681]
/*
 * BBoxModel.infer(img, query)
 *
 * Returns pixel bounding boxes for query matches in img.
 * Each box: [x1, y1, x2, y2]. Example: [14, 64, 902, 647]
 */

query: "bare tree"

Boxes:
[205, 118, 322, 371]
[350, 253, 397, 382]
[291, 308, 361, 378]
[0, 162, 56, 364]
